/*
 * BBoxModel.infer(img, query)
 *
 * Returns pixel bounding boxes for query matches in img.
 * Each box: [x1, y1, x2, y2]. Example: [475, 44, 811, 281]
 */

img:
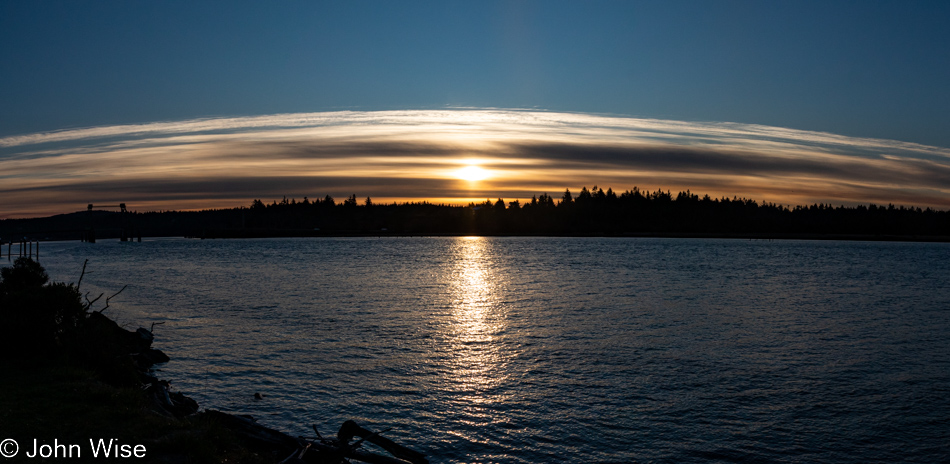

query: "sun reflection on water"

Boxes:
[447, 236, 508, 405]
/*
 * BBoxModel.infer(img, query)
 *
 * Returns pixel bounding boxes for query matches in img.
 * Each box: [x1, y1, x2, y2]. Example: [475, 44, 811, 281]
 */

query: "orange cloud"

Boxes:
[1, 109, 949, 218]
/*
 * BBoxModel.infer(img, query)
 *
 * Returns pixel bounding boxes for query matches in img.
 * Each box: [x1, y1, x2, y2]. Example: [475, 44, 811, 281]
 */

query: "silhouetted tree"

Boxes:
[0, 257, 49, 292]
[560, 189, 573, 207]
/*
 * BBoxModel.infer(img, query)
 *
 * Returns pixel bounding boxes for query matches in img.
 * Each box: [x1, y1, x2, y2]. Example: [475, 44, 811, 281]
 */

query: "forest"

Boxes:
[2, 186, 949, 241]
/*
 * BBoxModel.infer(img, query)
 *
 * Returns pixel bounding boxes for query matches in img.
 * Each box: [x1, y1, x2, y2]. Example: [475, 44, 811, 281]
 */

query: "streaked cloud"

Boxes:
[2, 109, 949, 218]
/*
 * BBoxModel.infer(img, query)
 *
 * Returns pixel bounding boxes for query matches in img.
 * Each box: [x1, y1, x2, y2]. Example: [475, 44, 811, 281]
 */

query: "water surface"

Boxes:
[36, 237, 950, 463]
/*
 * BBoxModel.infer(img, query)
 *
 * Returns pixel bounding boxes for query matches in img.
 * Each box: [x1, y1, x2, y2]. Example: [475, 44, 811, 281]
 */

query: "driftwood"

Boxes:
[204, 410, 429, 464]
[337, 421, 428, 464]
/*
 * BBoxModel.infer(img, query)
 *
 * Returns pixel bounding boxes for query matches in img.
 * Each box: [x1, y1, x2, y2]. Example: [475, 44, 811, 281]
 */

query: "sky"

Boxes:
[2, 1, 949, 218]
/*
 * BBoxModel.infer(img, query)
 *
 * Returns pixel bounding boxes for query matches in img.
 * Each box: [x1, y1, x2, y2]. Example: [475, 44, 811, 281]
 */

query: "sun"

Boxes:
[456, 165, 490, 182]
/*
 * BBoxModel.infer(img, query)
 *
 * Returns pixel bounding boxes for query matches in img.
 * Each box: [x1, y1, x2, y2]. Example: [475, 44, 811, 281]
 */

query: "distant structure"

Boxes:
[88, 203, 127, 213]
[2, 238, 39, 262]
[83, 203, 139, 242]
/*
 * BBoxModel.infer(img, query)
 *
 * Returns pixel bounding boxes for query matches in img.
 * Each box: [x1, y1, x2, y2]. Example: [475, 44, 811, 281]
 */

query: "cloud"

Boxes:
[1, 109, 949, 218]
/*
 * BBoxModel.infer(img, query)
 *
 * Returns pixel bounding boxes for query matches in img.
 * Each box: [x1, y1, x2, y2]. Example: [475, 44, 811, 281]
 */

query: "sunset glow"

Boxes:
[1, 3, 949, 462]
[2, 109, 950, 218]
[455, 165, 490, 182]
[1, 2, 948, 220]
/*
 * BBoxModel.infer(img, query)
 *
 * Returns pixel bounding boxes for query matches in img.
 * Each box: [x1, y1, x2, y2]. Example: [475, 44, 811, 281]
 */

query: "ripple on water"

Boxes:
[34, 237, 950, 463]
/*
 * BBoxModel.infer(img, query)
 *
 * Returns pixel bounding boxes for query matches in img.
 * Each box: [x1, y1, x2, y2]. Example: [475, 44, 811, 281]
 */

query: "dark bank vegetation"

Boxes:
[3, 186, 950, 240]
[0, 257, 265, 463]
[0, 259, 430, 464]
[0, 258, 171, 386]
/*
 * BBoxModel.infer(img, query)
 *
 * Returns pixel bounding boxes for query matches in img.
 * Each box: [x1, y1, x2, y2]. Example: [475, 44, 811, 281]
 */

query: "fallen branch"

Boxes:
[96, 285, 127, 314]
[85, 292, 104, 310]
[77, 259, 89, 290]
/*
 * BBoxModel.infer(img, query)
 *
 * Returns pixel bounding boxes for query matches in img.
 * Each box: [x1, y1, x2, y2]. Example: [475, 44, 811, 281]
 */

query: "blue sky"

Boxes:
[2, 1, 949, 217]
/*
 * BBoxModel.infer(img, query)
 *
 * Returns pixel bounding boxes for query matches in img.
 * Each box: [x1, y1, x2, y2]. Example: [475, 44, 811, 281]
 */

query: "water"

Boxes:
[31, 237, 950, 463]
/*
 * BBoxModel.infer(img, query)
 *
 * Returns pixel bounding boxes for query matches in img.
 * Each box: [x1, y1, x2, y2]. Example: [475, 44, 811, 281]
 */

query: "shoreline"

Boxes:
[187, 229, 950, 243]
[0, 257, 429, 464]
[0, 314, 430, 464]
[7, 230, 950, 244]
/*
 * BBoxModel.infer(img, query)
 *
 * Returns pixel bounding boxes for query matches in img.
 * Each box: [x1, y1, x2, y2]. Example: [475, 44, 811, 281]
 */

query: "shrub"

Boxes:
[0, 258, 86, 359]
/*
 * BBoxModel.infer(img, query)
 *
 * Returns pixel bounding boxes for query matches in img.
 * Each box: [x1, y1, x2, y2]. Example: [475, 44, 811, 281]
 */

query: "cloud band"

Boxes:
[2, 109, 949, 218]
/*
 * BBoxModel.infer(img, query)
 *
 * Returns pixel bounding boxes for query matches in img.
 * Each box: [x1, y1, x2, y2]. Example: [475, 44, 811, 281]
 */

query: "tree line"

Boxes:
[224, 186, 950, 237]
[2, 186, 949, 239]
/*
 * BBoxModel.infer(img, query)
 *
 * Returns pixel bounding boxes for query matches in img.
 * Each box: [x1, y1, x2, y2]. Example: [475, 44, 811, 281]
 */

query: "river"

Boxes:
[34, 237, 950, 463]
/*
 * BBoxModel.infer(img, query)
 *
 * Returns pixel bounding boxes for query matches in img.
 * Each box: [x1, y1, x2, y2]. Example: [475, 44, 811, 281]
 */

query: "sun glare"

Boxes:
[456, 165, 489, 182]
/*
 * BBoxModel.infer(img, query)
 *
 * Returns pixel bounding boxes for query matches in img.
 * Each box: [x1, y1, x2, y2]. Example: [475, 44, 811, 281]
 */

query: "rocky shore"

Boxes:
[0, 258, 428, 464]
